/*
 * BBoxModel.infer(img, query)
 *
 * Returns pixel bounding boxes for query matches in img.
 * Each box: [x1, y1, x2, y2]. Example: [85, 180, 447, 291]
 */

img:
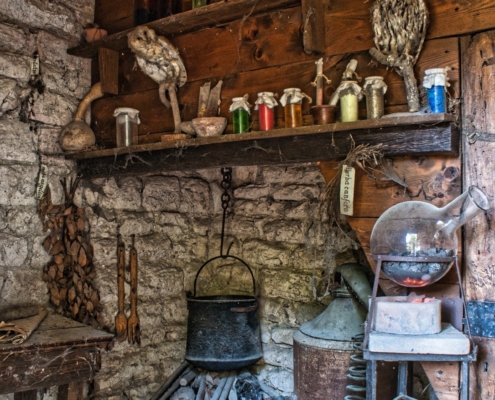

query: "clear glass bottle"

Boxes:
[229, 96, 251, 134]
[370, 186, 490, 287]
[255, 92, 278, 131]
[280, 88, 312, 128]
[114, 108, 140, 147]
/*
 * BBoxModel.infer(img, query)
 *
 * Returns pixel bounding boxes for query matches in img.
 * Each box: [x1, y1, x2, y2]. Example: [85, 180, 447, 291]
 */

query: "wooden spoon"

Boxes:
[128, 234, 141, 345]
[115, 234, 127, 342]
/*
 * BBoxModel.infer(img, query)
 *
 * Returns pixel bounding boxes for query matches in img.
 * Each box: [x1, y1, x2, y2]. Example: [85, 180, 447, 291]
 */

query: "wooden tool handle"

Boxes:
[129, 235, 138, 313]
[117, 236, 126, 312]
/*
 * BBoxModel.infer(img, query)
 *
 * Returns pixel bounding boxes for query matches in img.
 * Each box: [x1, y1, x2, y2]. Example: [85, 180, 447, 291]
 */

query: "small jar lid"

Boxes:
[284, 88, 301, 92]
[231, 97, 246, 102]
[364, 76, 384, 81]
[257, 92, 275, 97]
[114, 107, 140, 118]
[425, 68, 446, 75]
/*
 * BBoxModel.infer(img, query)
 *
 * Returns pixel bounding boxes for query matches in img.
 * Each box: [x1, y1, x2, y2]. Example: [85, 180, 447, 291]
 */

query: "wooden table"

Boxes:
[0, 313, 114, 399]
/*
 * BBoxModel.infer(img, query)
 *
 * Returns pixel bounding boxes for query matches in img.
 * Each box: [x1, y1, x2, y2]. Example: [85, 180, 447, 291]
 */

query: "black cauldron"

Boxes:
[185, 255, 263, 371]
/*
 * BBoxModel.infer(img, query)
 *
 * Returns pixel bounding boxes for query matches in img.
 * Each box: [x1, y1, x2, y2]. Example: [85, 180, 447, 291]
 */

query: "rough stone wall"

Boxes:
[0, 1, 356, 399]
[77, 165, 356, 399]
[0, 1, 93, 310]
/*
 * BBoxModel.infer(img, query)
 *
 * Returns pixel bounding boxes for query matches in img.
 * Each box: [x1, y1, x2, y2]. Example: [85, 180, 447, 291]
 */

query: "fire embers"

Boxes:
[383, 248, 455, 287]
[39, 178, 103, 328]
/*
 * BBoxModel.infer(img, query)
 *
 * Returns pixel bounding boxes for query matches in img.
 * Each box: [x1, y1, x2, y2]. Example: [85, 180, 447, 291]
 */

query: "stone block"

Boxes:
[0, 234, 28, 267]
[272, 184, 320, 202]
[242, 240, 295, 268]
[235, 185, 271, 200]
[30, 89, 78, 126]
[262, 219, 305, 244]
[258, 366, 294, 394]
[261, 271, 313, 302]
[0, 78, 21, 117]
[262, 164, 324, 185]
[178, 178, 211, 215]
[143, 176, 181, 212]
[38, 127, 63, 155]
[272, 327, 298, 345]
[0, 1, 81, 42]
[0, 52, 30, 81]
[368, 323, 470, 354]
[6, 208, 41, 235]
[0, 164, 38, 206]
[99, 177, 143, 210]
[0, 23, 36, 55]
[263, 342, 294, 369]
[235, 199, 285, 217]
[0, 120, 37, 163]
[372, 296, 442, 335]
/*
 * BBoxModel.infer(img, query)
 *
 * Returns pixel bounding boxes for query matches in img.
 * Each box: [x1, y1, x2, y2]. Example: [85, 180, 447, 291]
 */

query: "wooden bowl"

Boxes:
[192, 117, 227, 137]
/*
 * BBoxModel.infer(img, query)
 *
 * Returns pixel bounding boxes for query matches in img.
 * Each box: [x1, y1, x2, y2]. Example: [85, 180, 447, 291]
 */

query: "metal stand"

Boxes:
[363, 255, 477, 400]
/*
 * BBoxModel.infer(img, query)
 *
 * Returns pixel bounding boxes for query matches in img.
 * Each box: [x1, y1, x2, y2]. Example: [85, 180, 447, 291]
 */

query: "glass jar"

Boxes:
[363, 76, 387, 119]
[114, 108, 140, 147]
[192, 0, 207, 8]
[370, 186, 490, 287]
[423, 68, 450, 113]
[229, 96, 251, 134]
[279, 88, 312, 128]
[254, 92, 278, 131]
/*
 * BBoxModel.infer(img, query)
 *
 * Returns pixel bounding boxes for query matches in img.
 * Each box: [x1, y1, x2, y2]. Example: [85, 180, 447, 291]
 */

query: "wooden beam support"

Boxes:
[98, 48, 119, 95]
[461, 30, 495, 400]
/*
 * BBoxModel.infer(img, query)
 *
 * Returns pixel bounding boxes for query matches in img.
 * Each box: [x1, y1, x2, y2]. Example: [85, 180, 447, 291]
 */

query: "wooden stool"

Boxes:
[0, 313, 114, 399]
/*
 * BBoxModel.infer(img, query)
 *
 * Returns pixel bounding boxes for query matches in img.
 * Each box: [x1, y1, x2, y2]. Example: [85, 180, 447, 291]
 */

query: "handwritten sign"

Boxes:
[340, 165, 355, 216]
[35, 164, 48, 200]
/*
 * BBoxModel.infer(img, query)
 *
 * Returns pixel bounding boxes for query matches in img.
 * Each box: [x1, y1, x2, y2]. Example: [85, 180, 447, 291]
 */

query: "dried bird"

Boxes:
[128, 26, 187, 133]
[369, 0, 428, 112]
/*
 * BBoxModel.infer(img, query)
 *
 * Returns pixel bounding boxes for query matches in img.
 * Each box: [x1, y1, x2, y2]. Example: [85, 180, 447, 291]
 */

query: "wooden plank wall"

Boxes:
[90, 0, 495, 398]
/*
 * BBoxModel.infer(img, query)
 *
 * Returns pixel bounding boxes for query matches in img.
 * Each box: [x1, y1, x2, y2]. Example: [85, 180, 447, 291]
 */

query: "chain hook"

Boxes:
[220, 167, 233, 258]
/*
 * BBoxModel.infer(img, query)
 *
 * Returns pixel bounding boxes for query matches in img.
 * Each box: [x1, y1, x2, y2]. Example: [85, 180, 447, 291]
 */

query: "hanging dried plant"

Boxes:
[38, 177, 103, 328]
[369, 0, 429, 112]
[322, 143, 406, 238]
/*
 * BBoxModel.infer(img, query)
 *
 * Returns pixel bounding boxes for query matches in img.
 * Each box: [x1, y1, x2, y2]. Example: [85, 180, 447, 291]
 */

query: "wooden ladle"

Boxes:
[128, 234, 141, 345]
[115, 234, 127, 342]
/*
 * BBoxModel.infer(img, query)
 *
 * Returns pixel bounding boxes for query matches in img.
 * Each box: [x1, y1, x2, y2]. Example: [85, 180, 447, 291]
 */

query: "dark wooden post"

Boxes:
[461, 31, 495, 399]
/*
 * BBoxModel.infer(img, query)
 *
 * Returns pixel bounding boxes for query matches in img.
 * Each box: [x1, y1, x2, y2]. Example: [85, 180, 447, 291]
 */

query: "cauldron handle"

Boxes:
[192, 254, 256, 298]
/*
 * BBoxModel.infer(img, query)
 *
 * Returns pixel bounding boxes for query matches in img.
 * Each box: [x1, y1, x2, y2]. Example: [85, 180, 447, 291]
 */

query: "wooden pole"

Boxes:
[461, 31, 495, 400]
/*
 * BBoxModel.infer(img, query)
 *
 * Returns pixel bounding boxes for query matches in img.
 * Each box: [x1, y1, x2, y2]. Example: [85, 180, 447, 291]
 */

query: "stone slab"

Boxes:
[368, 323, 470, 355]
[372, 296, 442, 335]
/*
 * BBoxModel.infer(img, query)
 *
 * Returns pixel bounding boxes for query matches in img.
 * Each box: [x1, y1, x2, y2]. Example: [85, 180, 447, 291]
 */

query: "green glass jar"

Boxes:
[192, 0, 207, 8]
[229, 96, 251, 134]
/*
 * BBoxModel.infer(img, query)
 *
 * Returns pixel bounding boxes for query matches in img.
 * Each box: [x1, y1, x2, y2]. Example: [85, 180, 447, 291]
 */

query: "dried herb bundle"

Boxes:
[369, 0, 429, 112]
[38, 177, 103, 328]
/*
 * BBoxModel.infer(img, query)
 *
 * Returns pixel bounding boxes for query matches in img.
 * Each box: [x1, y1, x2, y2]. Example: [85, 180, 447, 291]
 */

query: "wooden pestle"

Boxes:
[128, 234, 141, 344]
[115, 234, 127, 342]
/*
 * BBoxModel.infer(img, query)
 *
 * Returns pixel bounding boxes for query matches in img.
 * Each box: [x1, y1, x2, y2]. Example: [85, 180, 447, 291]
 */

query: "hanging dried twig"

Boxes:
[369, 0, 429, 112]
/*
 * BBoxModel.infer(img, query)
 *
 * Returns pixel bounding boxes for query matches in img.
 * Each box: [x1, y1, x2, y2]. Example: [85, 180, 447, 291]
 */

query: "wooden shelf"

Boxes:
[67, 0, 300, 59]
[66, 114, 459, 179]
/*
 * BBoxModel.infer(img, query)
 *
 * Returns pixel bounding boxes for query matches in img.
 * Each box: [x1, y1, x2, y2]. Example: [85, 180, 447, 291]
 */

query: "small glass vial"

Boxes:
[423, 68, 450, 113]
[363, 76, 387, 119]
[229, 96, 251, 134]
[333, 81, 362, 123]
[255, 92, 278, 131]
[114, 108, 140, 147]
[280, 88, 312, 128]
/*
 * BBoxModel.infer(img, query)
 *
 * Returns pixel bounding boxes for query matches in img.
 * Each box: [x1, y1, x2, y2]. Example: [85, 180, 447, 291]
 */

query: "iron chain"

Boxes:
[220, 167, 232, 211]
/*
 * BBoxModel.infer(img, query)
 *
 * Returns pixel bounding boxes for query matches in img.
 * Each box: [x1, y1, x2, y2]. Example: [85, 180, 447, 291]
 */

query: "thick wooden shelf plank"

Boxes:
[67, 114, 459, 178]
[67, 0, 300, 59]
